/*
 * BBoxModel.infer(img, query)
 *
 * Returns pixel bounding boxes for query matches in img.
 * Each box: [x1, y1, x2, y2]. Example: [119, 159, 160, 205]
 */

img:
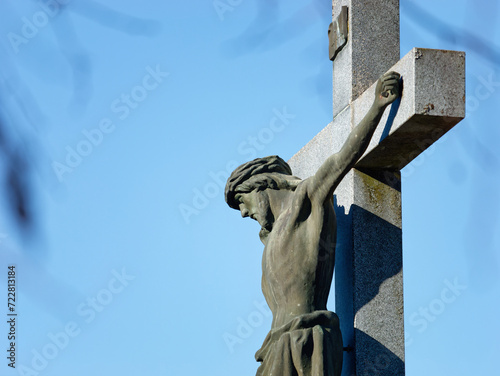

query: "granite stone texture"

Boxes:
[286, 1, 465, 375]
[288, 49, 464, 376]
[332, 0, 400, 118]
[354, 48, 466, 170]
[351, 170, 404, 375]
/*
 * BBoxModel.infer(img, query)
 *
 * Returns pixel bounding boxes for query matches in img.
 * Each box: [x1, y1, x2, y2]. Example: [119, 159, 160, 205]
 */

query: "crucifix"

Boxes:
[288, 1, 465, 375]
[224, 1, 464, 375]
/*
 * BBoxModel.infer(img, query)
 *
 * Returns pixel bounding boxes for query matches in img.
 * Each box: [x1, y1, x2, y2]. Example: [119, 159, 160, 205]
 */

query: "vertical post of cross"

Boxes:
[330, 2, 404, 375]
[332, 0, 400, 118]
[293, 1, 404, 374]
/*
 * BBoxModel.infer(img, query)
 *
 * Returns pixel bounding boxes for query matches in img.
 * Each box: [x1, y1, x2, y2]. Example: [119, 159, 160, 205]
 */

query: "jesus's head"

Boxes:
[225, 156, 300, 233]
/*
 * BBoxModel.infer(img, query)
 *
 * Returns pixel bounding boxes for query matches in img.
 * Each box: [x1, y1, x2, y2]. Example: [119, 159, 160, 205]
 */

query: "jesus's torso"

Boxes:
[261, 180, 337, 329]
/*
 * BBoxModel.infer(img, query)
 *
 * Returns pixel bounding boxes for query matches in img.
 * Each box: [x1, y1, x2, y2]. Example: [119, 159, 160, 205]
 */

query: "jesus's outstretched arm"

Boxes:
[306, 71, 401, 204]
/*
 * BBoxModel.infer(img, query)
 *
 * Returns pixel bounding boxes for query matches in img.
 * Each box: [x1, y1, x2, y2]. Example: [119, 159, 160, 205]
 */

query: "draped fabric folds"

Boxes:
[255, 311, 343, 376]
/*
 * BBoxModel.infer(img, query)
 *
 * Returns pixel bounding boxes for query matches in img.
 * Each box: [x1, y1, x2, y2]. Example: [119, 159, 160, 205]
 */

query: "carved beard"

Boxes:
[258, 214, 273, 241]
[254, 193, 274, 238]
[260, 211, 274, 232]
[259, 227, 270, 241]
[256, 212, 273, 243]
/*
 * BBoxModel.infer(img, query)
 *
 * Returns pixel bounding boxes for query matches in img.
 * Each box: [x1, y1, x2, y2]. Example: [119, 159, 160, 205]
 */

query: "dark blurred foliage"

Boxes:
[0, 0, 160, 239]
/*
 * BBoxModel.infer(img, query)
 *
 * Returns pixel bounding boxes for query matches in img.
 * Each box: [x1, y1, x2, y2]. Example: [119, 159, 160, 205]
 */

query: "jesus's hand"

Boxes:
[374, 71, 401, 109]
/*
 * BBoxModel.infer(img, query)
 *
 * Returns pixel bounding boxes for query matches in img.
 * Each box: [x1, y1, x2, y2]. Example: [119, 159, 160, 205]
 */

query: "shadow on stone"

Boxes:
[354, 329, 405, 376]
[379, 77, 404, 143]
[334, 191, 403, 376]
[352, 203, 402, 310]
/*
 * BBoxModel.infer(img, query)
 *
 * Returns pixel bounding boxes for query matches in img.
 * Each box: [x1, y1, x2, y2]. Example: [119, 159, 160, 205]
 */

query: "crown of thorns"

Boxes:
[225, 155, 292, 210]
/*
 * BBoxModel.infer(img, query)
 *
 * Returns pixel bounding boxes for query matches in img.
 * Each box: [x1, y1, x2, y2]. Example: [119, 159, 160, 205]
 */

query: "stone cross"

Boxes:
[288, 1, 465, 375]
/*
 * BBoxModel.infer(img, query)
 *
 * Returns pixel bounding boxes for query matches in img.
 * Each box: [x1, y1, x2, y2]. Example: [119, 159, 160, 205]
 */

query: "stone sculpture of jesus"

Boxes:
[225, 71, 401, 376]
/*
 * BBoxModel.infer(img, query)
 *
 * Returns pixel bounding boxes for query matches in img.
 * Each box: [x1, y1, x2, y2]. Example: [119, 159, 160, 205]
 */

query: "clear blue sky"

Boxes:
[0, 1, 499, 375]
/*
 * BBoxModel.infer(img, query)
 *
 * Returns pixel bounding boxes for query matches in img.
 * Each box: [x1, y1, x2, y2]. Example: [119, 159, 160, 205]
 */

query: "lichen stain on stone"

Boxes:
[357, 171, 402, 227]
[422, 103, 435, 115]
[359, 172, 386, 207]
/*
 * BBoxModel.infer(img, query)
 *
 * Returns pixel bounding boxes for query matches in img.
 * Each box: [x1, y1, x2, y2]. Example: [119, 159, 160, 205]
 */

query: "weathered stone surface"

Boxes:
[355, 48, 466, 170]
[289, 46, 464, 376]
[329, 7, 348, 62]
[332, 0, 400, 117]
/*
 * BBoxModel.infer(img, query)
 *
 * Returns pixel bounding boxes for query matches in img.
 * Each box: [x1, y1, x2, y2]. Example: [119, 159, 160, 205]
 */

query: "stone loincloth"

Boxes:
[255, 310, 343, 376]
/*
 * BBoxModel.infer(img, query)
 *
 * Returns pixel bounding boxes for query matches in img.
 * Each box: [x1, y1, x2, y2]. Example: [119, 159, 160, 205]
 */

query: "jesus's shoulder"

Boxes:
[289, 178, 333, 214]
[285, 178, 320, 217]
